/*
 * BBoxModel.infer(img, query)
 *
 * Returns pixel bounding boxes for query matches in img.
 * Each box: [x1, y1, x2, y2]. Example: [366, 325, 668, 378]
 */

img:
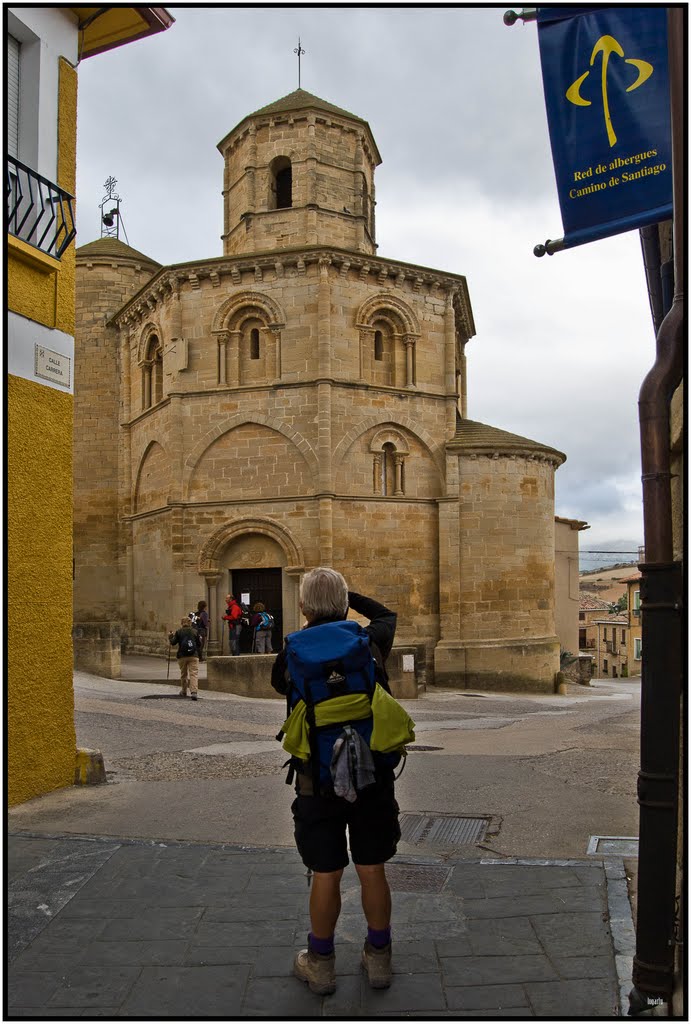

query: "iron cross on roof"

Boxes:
[294, 38, 306, 88]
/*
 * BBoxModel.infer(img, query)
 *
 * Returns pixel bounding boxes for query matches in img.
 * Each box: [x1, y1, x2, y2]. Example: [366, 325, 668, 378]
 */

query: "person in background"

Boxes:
[196, 600, 209, 661]
[250, 601, 274, 654]
[222, 594, 243, 655]
[168, 616, 201, 700]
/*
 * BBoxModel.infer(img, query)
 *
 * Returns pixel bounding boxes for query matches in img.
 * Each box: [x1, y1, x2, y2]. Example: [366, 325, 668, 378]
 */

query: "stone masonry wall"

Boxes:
[220, 112, 377, 257]
[74, 256, 159, 621]
[456, 454, 556, 641]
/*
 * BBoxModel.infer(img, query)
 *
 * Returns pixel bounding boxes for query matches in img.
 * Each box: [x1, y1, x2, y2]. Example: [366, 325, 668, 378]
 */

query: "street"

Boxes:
[9, 667, 640, 861]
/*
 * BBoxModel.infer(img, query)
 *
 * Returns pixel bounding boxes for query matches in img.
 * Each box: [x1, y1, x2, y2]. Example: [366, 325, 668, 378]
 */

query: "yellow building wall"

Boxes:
[7, 376, 76, 805]
[7, 59, 78, 806]
[8, 60, 77, 335]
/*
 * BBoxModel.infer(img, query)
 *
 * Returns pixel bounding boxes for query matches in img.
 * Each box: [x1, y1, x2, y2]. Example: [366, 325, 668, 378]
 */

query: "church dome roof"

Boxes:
[218, 88, 380, 163]
[448, 418, 566, 464]
[76, 236, 161, 267]
[248, 88, 367, 124]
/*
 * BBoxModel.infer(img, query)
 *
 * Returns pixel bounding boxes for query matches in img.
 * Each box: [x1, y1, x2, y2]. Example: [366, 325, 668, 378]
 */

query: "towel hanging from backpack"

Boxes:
[280, 693, 372, 760]
[330, 725, 376, 802]
[279, 684, 415, 761]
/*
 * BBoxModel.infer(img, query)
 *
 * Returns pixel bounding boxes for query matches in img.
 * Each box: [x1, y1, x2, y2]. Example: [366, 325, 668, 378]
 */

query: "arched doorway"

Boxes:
[198, 518, 304, 655]
[231, 566, 282, 652]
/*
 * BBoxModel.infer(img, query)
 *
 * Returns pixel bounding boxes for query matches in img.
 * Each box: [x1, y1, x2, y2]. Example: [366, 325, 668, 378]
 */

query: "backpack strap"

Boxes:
[303, 678, 321, 794]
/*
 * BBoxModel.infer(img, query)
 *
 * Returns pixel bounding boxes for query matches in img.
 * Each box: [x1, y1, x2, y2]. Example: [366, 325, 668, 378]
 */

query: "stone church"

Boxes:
[73, 88, 566, 691]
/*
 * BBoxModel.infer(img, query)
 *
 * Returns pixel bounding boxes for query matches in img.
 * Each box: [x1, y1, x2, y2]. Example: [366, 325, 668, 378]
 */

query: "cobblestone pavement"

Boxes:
[8, 833, 631, 1018]
[7, 665, 641, 1017]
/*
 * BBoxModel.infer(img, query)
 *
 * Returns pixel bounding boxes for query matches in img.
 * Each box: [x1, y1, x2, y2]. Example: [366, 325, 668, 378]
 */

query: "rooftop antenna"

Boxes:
[99, 176, 129, 244]
[294, 38, 305, 88]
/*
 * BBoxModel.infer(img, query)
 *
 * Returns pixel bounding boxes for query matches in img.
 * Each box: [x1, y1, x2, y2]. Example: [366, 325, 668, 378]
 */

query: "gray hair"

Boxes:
[300, 567, 348, 621]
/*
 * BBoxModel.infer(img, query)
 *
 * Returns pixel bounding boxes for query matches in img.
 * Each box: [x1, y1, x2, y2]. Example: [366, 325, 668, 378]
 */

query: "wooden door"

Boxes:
[230, 567, 282, 653]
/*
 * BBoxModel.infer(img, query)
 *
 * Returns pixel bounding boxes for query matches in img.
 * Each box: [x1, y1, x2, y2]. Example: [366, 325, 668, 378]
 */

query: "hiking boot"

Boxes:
[361, 940, 392, 988]
[293, 948, 336, 995]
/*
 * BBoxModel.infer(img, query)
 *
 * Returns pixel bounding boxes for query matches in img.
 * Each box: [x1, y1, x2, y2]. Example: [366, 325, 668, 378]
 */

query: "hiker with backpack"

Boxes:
[250, 601, 274, 654]
[271, 567, 415, 996]
[222, 594, 243, 655]
[195, 600, 209, 661]
[168, 616, 201, 700]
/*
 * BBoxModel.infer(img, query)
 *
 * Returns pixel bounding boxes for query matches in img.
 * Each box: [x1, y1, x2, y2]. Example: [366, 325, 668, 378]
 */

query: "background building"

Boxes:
[73, 87, 569, 693]
[7, 6, 173, 806]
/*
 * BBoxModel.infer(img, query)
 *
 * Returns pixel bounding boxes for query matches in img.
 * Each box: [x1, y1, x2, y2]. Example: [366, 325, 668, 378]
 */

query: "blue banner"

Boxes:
[537, 6, 672, 250]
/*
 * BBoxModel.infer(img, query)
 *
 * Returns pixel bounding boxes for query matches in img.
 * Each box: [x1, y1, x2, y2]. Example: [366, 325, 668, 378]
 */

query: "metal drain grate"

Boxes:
[385, 862, 451, 892]
[587, 835, 639, 856]
[407, 744, 443, 751]
[400, 813, 489, 847]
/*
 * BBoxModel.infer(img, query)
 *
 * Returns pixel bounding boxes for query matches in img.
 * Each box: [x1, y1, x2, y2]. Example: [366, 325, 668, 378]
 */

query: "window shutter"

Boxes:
[7, 34, 20, 158]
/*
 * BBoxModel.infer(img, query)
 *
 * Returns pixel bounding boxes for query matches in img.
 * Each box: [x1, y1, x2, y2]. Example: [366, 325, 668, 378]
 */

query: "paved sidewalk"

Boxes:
[7, 833, 632, 1018]
[120, 654, 208, 685]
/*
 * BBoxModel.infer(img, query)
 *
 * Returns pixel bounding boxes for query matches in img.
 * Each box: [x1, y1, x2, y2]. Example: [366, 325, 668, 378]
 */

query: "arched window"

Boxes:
[374, 330, 383, 361]
[238, 317, 270, 384]
[381, 442, 395, 496]
[371, 430, 409, 497]
[270, 156, 292, 210]
[152, 343, 163, 404]
[250, 328, 260, 360]
[142, 333, 163, 410]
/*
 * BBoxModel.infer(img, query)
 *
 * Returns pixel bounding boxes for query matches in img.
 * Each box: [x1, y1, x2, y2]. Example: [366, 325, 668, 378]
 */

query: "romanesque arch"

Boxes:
[137, 320, 164, 364]
[212, 291, 287, 386]
[198, 516, 304, 574]
[355, 293, 421, 337]
[333, 416, 444, 475]
[211, 290, 286, 334]
[183, 412, 319, 498]
[355, 294, 420, 388]
[333, 417, 445, 499]
[133, 439, 171, 513]
[137, 321, 164, 410]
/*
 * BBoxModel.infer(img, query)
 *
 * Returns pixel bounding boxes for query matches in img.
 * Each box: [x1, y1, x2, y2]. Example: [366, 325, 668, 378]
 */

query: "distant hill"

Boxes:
[579, 561, 641, 603]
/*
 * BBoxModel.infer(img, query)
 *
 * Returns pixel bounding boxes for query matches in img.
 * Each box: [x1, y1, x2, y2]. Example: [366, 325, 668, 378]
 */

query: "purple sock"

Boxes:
[308, 932, 334, 956]
[367, 926, 391, 949]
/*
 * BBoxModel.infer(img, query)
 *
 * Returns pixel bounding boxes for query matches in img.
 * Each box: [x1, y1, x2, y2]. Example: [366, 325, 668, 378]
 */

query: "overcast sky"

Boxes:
[75, 6, 656, 564]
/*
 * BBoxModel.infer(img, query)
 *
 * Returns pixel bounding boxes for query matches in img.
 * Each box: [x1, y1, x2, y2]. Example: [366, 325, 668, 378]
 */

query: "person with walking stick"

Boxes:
[168, 617, 201, 700]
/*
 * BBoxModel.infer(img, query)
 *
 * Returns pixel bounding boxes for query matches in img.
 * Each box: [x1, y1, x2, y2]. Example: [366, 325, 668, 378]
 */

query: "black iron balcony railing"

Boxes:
[7, 156, 76, 260]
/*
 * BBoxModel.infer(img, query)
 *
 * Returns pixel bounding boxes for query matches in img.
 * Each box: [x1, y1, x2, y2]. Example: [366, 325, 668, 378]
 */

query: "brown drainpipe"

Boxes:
[630, 6, 685, 1010]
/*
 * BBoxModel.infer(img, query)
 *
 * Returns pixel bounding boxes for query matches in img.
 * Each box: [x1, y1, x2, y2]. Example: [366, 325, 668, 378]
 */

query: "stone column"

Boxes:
[203, 572, 222, 655]
[459, 339, 468, 419]
[229, 330, 241, 386]
[247, 125, 257, 211]
[307, 116, 318, 205]
[394, 454, 405, 495]
[267, 326, 280, 381]
[373, 452, 383, 495]
[217, 331, 228, 385]
[359, 326, 373, 383]
[404, 337, 416, 388]
[143, 364, 152, 409]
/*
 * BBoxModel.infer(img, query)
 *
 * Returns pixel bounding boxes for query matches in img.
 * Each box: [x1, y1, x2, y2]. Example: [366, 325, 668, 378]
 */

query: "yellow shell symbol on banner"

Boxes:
[566, 34, 654, 147]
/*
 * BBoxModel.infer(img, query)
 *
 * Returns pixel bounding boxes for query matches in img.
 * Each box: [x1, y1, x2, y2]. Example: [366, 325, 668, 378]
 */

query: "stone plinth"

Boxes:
[205, 647, 420, 700]
[73, 622, 121, 678]
[433, 636, 559, 693]
[205, 655, 277, 699]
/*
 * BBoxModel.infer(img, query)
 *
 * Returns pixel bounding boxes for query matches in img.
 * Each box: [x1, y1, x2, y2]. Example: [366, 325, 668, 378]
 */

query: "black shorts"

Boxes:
[292, 775, 401, 873]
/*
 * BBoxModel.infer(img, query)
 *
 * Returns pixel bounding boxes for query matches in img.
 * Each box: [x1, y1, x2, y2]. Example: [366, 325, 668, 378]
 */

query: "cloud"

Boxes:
[74, 7, 655, 550]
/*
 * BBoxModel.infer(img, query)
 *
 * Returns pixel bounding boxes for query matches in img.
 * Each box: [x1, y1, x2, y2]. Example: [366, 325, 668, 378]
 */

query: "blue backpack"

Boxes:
[282, 620, 398, 791]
